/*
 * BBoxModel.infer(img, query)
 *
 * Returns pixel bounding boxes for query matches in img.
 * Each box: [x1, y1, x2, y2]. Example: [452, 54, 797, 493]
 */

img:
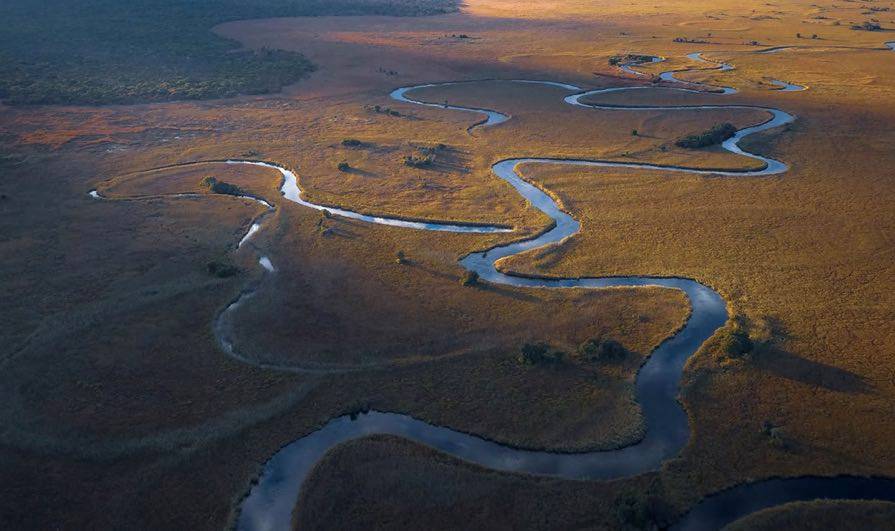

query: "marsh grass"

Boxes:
[0, 0, 460, 104]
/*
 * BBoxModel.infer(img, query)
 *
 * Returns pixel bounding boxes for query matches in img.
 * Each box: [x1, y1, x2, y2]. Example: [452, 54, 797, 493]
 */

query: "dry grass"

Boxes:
[2, 0, 895, 528]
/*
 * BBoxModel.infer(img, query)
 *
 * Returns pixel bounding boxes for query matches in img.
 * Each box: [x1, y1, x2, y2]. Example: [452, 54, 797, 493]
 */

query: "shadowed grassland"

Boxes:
[0, 139, 687, 527]
[298, 441, 895, 530]
[725, 500, 895, 530]
[295, 435, 659, 530]
[0, 0, 459, 105]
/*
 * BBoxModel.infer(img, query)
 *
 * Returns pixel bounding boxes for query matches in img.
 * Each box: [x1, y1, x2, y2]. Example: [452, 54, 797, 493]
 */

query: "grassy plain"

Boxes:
[0, 0, 461, 105]
[0, 135, 687, 528]
[725, 500, 895, 530]
[2, 0, 895, 529]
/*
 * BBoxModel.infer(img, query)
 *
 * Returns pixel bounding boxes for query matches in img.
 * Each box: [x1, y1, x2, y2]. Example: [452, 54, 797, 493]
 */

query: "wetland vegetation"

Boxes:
[3, 0, 895, 529]
[675, 122, 738, 149]
[0, 0, 459, 105]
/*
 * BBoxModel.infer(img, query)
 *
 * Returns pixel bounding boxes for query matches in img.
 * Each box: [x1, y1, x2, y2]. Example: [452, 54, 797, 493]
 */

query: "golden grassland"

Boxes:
[0, 82, 687, 531]
[92, 157, 691, 447]
[500, 49, 895, 505]
[2, 0, 895, 528]
[413, 81, 771, 170]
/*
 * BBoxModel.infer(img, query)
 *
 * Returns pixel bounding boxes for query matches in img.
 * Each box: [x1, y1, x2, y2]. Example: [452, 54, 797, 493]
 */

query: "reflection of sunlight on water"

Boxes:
[236, 184, 729, 526]
[770, 79, 807, 92]
[228, 160, 511, 234]
[391, 83, 509, 129]
[258, 256, 275, 273]
[238, 223, 261, 248]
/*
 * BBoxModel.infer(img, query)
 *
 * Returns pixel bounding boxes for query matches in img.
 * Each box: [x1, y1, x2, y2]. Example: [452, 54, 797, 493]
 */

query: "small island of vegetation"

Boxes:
[201, 176, 245, 196]
[676, 122, 737, 149]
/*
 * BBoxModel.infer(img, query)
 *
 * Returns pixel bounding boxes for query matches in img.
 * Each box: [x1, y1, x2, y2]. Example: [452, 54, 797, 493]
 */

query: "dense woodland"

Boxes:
[0, 0, 459, 105]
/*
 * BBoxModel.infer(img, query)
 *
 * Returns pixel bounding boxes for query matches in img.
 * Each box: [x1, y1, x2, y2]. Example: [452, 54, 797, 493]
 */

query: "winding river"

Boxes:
[89, 50, 895, 530]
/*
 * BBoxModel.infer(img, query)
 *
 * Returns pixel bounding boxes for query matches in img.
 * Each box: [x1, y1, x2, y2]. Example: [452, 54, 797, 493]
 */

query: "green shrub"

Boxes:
[675, 122, 737, 149]
[761, 420, 790, 450]
[461, 270, 479, 286]
[404, 154, 435, 168]
[341, 138, 363, 147]
[673, 36, 708, 43]
[206, 261, 239, 278]
[403, 145, 443, 168]
[346, 401, 371, 421]
[610, 53, 654, 66]
[201, 176, 244, 196]
[337, 162, 351, 172]
[720, 327, 754, 358]
[577, 338, 628, 363]
[518, 342, 565, 366]
[315, 210, 333, 232]
[613, 491, 673, 530]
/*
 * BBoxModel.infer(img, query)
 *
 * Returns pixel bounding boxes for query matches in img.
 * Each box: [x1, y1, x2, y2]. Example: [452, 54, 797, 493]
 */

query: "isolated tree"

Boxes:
[578, 338, 628, 362]
[613, 491, 673, 530]
[519, 342, 565, 365]
[722, 327, 754, 358]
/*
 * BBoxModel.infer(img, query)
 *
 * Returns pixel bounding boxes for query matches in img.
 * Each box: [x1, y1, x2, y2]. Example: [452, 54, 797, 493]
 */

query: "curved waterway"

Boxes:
[672, 476, 895, 530]
[619, 55, 665, 76]
[770, 79, 807, 92]
[658, 52, 738, 94]
[87, 53, 892, 529]
[236, 58, 895, 529]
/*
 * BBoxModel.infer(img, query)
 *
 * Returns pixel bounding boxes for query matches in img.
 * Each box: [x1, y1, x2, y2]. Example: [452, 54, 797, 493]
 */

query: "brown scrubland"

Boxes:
[1, 0, 894, 528]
